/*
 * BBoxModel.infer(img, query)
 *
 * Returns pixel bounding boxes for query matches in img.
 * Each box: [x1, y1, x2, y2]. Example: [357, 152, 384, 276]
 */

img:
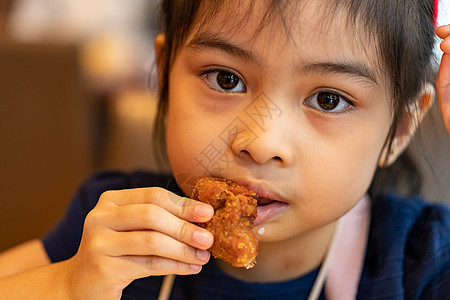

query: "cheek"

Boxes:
[166, 111, 205, 196]
[165, 100, 204, 176]
[297, 115, 390, 224]
[165, 90, 229, 194]
[166, 66, 203, 177]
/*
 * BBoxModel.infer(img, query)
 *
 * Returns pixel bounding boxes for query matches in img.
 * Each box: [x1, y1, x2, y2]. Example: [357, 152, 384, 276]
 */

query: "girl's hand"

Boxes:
[436, 25, 450, 134]
[65, 187, 214, 300]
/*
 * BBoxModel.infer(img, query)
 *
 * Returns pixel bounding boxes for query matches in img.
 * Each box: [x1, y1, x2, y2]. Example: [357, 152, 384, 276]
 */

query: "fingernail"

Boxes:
[196, 249, 210, 262]
[190, 264, 201, 272]
[194, 204, 213, 219]
[193, 230, 213, 247]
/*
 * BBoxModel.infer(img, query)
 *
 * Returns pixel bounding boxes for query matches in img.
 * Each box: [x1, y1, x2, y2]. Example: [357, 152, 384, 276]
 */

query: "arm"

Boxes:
[0, 239, 72, 299]
[0, 239, 50, 278]
[0, 259, 72, 299]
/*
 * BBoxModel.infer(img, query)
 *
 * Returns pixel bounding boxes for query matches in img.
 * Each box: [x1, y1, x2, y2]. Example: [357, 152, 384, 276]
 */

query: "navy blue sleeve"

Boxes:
[358, 194, 450, 299]
[405, 203, 450, 299]
[420, 267, 450, 300]
[42, 171, 173, 263]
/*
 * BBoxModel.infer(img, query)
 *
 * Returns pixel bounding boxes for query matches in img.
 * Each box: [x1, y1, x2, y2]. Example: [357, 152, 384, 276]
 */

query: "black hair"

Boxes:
[154, 0, 437, 195]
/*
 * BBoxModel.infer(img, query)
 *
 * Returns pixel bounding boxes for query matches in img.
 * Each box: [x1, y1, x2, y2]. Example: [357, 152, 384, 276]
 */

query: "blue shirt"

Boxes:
[43, 171, 450, 299]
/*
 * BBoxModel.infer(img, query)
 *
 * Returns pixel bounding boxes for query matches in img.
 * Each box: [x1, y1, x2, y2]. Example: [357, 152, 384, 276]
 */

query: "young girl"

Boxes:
[1, 0, 450, 299]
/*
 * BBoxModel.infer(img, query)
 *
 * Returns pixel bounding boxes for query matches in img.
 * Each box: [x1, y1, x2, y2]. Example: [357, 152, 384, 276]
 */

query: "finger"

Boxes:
[441, 36, 450, 53]
[436, 53, 450, 133]
[120, 255, 204, 278]
[105, 203, 214, 249]
[99, 187, 214, 223]
[107, 231, 210, 265]
[436, 25, 450, 40]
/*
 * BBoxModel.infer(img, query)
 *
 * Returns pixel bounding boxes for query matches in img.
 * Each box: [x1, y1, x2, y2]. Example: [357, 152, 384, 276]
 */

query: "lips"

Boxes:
[254, 197, 288, 226]
[231, 179, 289, 226]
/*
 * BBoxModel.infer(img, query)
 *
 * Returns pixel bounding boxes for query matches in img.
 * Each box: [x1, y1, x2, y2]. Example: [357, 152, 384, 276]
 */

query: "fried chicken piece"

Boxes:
[191, 176, 258, 268]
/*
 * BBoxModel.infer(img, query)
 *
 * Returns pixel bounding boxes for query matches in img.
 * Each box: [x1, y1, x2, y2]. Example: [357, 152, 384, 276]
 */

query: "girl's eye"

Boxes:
[202, 70, 246, 93]
[304, 91, 354, 113]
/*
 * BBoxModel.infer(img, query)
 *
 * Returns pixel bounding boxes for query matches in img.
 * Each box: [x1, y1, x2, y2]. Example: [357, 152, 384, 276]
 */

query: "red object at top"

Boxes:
[434, 0, 439, 28]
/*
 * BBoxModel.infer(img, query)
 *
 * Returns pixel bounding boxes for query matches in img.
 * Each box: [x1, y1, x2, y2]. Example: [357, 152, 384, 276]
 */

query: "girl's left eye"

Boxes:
[304, 91, 354, 114]
[201, 70, 246, 93]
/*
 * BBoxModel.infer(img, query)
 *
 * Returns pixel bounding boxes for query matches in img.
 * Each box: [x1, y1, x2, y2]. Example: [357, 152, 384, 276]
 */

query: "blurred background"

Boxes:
[0, 0, 449, 252]
[0, 0, 162, 251]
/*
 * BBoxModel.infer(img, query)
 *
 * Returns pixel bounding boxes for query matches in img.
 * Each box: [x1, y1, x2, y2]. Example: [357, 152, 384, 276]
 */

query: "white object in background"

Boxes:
[435, 0, 450, 63]
[6, 0, 154, 43]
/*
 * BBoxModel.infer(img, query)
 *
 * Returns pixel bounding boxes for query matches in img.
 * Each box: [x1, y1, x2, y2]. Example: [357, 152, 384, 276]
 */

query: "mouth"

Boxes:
[253, 195, 289, 226]
[222, 177, 289, 226]
[254, 196, 277, 206]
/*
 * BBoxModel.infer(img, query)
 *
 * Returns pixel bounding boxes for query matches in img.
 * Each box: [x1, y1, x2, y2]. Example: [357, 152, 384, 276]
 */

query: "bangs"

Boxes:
[178, 1, 387, 82]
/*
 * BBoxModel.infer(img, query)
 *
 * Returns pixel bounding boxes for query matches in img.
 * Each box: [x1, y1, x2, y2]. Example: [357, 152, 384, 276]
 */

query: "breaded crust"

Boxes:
[192, 177, 258, 268]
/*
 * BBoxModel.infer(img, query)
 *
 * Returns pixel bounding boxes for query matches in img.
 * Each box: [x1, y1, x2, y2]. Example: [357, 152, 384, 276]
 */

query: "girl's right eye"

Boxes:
[201, 70, 246, 93]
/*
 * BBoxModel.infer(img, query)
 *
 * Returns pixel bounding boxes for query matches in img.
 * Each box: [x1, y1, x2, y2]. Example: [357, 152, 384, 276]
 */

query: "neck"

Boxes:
[216, 221, 338, 283]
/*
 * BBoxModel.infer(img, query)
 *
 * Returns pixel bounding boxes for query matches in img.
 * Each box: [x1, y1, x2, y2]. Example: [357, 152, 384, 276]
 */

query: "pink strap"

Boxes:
[325, 195, 371, 299]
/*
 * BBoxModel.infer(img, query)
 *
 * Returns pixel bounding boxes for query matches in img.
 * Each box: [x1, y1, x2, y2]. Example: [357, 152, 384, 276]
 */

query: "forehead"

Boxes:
[187, 0, 384, 81]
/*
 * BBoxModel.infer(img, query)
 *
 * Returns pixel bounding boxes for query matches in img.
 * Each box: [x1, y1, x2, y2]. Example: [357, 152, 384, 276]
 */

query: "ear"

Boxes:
[378, 83, 434, 167]
[154, 33, 166, 84]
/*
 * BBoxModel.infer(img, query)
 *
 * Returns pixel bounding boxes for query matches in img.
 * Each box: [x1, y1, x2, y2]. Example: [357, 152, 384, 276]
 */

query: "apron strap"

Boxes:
[325, 194, 371, 299]
[158, 274, 175, 300]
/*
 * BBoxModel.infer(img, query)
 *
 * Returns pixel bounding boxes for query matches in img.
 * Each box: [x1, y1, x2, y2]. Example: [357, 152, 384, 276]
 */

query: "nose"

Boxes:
[229, 98, 293, 166]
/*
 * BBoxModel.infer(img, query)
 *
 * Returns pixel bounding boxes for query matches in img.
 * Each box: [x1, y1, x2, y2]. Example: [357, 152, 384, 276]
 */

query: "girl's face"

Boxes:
[165, 0, 392, 242]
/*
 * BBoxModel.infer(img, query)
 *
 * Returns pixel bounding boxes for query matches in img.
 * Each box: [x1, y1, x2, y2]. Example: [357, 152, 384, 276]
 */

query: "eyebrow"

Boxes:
[187, 33, 378, 86]
[187, 33, 259, 66]
[299, 62, 378, 86]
